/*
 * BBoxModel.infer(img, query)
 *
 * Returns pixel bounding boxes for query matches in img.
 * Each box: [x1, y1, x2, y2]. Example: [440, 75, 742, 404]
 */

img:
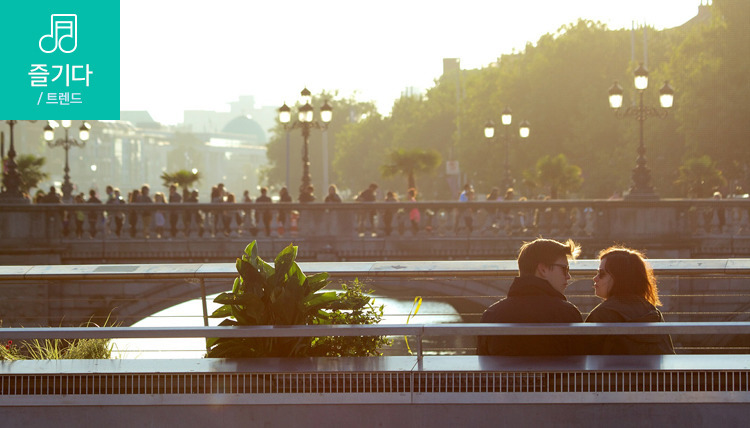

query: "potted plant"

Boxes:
[206, 241, 389, 357]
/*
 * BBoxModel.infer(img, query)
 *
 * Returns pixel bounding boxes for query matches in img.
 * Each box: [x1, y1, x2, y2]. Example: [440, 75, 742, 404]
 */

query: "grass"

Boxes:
[1, 319, 116, 361]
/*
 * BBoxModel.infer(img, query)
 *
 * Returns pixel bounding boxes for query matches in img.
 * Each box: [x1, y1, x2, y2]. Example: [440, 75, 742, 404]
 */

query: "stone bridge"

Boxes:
[1, 199, 749, 265]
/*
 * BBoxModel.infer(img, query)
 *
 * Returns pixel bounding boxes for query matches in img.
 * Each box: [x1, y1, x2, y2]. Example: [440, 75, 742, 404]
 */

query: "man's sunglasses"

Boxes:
[550, 263, 570, 275]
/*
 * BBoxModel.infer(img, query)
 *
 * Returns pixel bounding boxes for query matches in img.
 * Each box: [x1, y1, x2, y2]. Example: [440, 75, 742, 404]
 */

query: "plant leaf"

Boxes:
[305, 272, 330, 293]
[231, 305, 254, 325]
[305, 291, 339, 311]
[258, 259, 275, 281]
[244, 241, 258, 261]
[237, 258, 264, 287]
[209, 304, 233, 318]
[213, 292, 252, 306]
[273, 244, 298, 282]
[231, 276, 244, 295]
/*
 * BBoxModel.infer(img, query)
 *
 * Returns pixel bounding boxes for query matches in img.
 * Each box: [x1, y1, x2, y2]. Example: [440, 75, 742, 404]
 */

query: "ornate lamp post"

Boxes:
[0, 120, 37, 203]
[484, 107, 530, 190]
[609, 63, 674, 199]
[278, 88, 333, 198]
[44, 120, 90, 203]
[278, 103, 292, 189]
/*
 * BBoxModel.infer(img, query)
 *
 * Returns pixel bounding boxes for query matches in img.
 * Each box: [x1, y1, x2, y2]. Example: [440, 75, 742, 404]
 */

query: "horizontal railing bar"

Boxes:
[2, 322, 750, 340]
[2, 259, 750, 280]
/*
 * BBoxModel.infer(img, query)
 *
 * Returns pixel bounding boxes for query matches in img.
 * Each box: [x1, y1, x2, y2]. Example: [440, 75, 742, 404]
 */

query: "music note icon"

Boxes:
[39, 14, 78, 54]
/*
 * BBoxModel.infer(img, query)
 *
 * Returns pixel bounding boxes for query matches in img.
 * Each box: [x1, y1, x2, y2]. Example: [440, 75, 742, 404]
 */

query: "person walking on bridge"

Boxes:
[477, 237, 584, 356]
[355, 182, 378, 236]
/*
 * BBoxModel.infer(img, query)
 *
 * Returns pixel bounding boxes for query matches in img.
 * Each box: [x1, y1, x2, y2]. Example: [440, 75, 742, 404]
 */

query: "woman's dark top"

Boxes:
[585, 295, 675, 355]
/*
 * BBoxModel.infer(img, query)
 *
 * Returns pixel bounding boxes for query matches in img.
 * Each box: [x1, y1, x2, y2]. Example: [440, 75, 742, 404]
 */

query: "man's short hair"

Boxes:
[517, 238, 581, 276]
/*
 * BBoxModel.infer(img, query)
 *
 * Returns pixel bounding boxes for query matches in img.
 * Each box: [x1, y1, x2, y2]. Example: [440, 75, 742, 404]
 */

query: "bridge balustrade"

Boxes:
[2, 199, 750, 263]
[4, 199, 749, 240]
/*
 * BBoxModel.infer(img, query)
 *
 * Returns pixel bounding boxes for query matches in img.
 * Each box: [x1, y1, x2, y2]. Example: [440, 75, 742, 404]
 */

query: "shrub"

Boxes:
[205, 241, 390, 358]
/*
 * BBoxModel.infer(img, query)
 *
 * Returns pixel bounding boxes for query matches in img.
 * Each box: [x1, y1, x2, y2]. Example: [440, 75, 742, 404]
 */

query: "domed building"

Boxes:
[220, 115, 267, 144]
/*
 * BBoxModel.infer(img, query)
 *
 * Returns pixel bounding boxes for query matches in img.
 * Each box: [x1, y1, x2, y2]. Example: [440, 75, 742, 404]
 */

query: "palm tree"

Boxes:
[160, 169, 202, 194]
[674, 155, 726, 198]
[380, 148, 442, 190]
[6, 154, 49, 195]
[532, 154, 583, 199]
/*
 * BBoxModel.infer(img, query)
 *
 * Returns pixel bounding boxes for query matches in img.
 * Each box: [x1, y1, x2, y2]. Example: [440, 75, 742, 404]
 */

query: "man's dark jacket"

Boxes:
[477, 275, 584, 356]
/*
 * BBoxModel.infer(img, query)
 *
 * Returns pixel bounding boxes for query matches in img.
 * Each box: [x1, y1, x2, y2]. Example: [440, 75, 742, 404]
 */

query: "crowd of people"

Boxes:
[22, 180, 590, 240]
[24, 178, 731, 241]
[28, 181, 397, 239]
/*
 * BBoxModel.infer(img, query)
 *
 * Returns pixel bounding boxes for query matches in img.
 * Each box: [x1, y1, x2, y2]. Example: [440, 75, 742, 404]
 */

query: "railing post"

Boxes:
[417, 327, 423, 362]
[200, 278, 209, 327]
[201, 278, 209, 352]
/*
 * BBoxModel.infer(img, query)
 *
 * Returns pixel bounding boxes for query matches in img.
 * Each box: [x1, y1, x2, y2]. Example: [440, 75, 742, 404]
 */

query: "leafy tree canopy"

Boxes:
[5, 154, 49, 194]
[160, 169, 202, 192]
[527, 153, 583, 199]
[261, 3, 749, 199]
[380, 148, 442, 191]
[674, 155, 727, 198]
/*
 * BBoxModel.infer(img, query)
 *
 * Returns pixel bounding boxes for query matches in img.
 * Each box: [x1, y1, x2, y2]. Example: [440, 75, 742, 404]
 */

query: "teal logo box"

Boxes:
[0, 1, 120, 120]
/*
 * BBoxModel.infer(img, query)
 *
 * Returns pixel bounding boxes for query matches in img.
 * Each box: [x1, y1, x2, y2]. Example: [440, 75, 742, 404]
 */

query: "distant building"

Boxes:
[29, 111, 268, 199]
[443, 58, 460, 75]
[181, 95, 276, 143]
[119, 111, 161, 129]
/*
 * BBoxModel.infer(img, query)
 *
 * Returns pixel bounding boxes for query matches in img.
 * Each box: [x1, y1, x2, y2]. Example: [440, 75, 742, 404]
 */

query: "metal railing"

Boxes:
[2, 259, 750, 355]
[3, 323, 750, 360]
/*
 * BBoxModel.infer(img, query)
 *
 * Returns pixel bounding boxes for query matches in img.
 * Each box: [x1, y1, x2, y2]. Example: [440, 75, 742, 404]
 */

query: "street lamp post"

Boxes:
[44, 120, 91, 203]
[0, 120, 37, 203]
[278, 88, 333, 198]
[484, 107, 530, 190]
[278, 103, 292, 189]
[609, 62, 674, 199]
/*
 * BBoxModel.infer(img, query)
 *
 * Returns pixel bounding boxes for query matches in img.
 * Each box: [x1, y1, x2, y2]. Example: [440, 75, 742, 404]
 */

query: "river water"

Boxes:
[112, 295, 461, 359]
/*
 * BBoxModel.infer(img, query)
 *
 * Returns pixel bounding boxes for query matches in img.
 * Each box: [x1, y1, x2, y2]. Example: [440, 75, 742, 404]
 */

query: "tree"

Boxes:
[380, 148, 442, 190]
[160, 169, 202, 193]
[674, 155, 726, 198]
[301, 4, 747, 198]
[529, 154, 583, 199]
[6, 154, 49, 194]
[667, 0, 750, 193]
[330, 109, 390, 196]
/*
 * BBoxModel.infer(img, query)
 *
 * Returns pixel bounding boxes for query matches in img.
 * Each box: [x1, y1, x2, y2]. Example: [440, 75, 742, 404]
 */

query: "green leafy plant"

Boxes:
[206, 241, 390, 358]
[308, 279, 390, 357]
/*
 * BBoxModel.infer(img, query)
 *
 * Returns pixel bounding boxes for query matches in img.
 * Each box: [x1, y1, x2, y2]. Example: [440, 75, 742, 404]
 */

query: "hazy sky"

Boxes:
[120, 0, 706, 125]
